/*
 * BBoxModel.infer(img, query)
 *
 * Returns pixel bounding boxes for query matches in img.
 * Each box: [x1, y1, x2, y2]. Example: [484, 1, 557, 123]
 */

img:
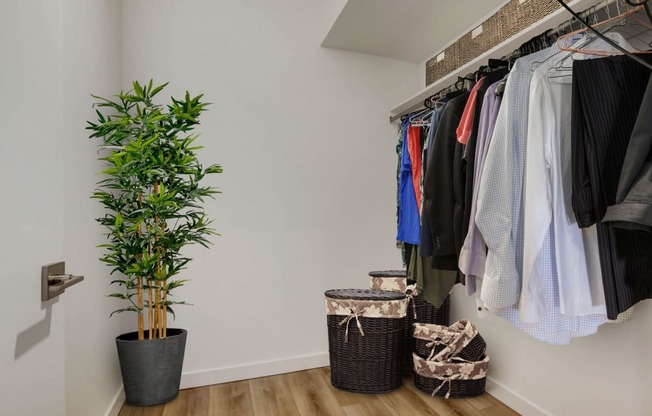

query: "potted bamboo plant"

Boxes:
[87, 80, 222, 406]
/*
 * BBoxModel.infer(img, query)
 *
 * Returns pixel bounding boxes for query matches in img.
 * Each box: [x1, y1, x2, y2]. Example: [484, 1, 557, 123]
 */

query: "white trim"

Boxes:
[486, 377, 552, 416]
[389, 0, 607, 122]
[103, 386, 124, 416]
[179, 352, 330, 389]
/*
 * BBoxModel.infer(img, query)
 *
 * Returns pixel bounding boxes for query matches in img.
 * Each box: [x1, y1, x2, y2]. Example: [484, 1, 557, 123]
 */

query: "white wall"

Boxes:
[0, 1, 66, 415]
[121, 0, 418, 386]
[450, 288, 652, 416]
[62, 1, 131, 416]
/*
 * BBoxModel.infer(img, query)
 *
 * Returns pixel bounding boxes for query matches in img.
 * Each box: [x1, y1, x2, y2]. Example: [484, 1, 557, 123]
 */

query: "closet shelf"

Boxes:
[388, 0, 606, 123]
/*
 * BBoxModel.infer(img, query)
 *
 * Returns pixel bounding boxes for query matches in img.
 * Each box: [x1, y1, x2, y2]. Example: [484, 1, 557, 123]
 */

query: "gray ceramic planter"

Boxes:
[116, 328, 187, 406]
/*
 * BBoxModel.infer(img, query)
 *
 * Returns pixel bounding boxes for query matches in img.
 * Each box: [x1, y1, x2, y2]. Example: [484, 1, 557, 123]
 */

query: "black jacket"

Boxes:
[423, 91, 469, 270]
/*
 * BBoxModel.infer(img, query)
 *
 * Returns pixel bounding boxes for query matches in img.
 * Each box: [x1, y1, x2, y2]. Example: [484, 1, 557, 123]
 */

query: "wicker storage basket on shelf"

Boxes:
[325, 289, 407, 394]
[413, 320, 486, 362]
[413, 354, 489, 399]
[368, 270, 450, 375]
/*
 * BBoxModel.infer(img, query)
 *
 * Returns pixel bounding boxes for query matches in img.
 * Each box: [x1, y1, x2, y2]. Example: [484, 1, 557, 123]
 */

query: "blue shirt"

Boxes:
[397, 119, 421, 245]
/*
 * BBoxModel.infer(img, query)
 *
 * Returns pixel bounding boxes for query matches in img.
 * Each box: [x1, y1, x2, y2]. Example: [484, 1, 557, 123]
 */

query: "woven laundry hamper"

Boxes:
[325, 289, 406, 393]
[413, 354, 489, 399]
[368, 270, 451, 375]
[413, 320, 486, 362]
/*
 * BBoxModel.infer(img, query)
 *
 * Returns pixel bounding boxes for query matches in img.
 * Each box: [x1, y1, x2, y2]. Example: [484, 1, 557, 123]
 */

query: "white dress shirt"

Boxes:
[521, 53, 605, 322]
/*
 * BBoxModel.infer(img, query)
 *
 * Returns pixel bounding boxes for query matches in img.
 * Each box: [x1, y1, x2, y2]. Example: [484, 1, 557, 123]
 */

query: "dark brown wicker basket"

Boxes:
[325, 289, 406, 394]
[402, 296, 451, 375]
[413, 373, 486, 399]
[368, 270, 407, 278]
[415, 331, 486, 362]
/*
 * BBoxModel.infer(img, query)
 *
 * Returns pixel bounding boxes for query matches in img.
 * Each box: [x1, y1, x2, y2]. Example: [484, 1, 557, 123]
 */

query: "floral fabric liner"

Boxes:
[369, 276, 408, 292]
[325, 297, 407, 343]
[369, 278, 420, 319]
[412, 353, 489, 380]
[413, 319, 479, 361]
[325, 297, 407, 318]
[413, 353, 489, 398]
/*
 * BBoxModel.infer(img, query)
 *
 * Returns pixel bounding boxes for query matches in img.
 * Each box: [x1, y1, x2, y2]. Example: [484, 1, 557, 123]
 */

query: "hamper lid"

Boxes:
[368, 270, 407, 278]
[325, 288, 405, 301]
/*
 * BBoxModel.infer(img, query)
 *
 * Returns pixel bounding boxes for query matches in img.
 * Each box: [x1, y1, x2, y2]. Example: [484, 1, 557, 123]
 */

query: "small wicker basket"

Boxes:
[413, 320, 486, 362]
[413, 353, 489, 399]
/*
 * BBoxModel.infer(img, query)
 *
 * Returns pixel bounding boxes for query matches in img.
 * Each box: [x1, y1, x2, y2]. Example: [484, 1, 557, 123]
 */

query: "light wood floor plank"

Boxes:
[403, 377, 487, 416]
[378, 382, 443, 416]
[286, 368, 346, 416]
[161, 387, 209, 416]
[118, 367, 520, 416]
[465, 393, 496, 410]
[208, 380, 254, 416]
[316, 367, 380, 408]
[249, 373, 301, 416]
[118, 403, 164, 416]
[342, 400, 394, 416]
[482, 403, 523, 416]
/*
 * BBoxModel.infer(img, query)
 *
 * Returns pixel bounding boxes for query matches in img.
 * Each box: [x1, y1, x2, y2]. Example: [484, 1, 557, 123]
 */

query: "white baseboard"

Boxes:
[104, 386, 125, 416]
[180, 352, 330, 389]
[486, 377, 552, 416]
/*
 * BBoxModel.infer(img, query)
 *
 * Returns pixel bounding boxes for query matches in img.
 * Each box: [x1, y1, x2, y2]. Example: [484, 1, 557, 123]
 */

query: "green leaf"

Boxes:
[133, 81, 144, 97]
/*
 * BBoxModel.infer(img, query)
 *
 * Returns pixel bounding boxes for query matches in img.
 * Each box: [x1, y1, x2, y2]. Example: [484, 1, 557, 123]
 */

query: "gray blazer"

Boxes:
[603, 74, 652, 231]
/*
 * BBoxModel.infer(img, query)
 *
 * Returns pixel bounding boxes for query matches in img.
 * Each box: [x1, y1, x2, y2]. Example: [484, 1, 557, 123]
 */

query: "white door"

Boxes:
[0, 1, 67, 415]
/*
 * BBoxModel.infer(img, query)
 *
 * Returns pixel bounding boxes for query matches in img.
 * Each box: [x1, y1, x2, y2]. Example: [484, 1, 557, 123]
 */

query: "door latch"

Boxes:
[41, 262, 84, 301]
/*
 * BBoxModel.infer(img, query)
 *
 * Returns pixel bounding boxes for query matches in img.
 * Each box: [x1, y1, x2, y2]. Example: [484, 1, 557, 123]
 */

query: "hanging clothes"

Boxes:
[521, 47, 608, 322]
[414, 104, 459, 308]
[459, 77, 505, 296]
[571, 54, 652, 319]
[456, 79, 485, 145]
[397, 118, 421, 245]
[423, 91, 470, 270]
[457, 69, 510, 272]
[407, 125, 423, 211]
[420, 104, 447, 257]
[603, 74, 652, 231]
[474, 47, 612, 344]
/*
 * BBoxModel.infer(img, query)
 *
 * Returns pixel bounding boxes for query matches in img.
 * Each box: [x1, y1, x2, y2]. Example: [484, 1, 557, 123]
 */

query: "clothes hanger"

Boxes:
[408, 107, 433, 127]
[557, 2, 650, 56]
[625, 0, 652, 25]
[555, 0, 652, 70]
[548, 2, 652, 79]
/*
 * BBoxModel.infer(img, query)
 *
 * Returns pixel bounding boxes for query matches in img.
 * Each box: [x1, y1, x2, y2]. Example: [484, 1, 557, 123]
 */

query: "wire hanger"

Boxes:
[556, 2, 651, 56]
[554, 0, 652, 71]
[546, 3, 646, 78]
[625, 0, 652, 24]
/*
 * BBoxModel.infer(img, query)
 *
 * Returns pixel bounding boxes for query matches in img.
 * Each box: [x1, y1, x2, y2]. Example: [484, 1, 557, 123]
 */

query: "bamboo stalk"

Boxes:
[153, 290, 159, 337]
[136, 192, 147, 341]
[155, 282, 162, 338]
[163, 290, 168, 338]
[137, 277, 144, 340]
[153, 180, 165, 339]
[148, 279, 153, 340]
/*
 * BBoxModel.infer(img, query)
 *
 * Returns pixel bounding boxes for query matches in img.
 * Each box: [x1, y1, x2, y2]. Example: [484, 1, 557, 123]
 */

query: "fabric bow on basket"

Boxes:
[338, 307, 365, 343]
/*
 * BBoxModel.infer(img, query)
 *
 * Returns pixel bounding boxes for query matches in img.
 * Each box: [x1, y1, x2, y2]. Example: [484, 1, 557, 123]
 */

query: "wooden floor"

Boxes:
[119, 367, 521, 416]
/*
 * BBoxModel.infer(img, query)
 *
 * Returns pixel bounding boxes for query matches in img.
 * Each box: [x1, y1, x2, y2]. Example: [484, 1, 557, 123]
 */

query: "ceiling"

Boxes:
[322, 0, 508, 63]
